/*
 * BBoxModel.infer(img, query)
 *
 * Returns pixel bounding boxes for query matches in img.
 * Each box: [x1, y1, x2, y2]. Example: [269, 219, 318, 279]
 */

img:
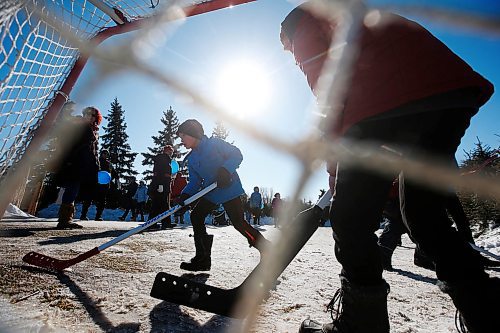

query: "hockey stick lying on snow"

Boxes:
[150, 190, 333, 318]
[469, 242, 500, 262]
[22, 183, 217, 271]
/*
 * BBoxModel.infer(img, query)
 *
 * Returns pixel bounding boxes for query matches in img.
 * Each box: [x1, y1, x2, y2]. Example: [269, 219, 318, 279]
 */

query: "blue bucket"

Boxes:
[97, 171, 111, 184]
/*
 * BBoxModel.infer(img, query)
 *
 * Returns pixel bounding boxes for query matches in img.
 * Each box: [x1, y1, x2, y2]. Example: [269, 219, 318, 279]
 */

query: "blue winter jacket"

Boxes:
[249, 191, 263, 209]
[181, 135, 245, 204]
[133, 185, 149, 203]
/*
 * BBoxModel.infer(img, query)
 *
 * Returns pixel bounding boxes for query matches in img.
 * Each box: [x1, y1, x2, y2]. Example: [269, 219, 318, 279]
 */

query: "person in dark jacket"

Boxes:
[280, 2, 496, 332]
[80, 149, 113, 221]
[271, 193, 283, 228]
[54, 106, 101, 229]
[119, 176, 138, 221]
[149, 144, 175, 229]
[249, 186, 263, 225]
[175, 119, 270, 271]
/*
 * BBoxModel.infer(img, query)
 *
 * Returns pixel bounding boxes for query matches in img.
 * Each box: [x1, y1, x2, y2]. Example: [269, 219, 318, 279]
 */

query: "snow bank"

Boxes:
[1, 203, 34, 219]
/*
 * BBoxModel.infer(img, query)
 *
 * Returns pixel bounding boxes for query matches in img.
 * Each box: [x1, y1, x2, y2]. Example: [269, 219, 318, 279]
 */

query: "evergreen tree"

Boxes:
[458, 137, 500, 232]
[141, 106, 182, 180]
[100, 97, 138, 182]
[212, 120, 229, 140]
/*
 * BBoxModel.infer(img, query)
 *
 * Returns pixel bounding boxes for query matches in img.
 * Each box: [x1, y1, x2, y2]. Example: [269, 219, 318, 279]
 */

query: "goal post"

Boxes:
[0, 0, 257, 218]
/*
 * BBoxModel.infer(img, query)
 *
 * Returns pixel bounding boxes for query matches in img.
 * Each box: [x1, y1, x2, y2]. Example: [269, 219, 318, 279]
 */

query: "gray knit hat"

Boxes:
[177, 119, 204, 139]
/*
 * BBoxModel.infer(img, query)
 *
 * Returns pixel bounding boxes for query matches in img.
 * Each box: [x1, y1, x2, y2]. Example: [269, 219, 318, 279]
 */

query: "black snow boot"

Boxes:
[438, 276, 500, 333]
[414, 247, 435, 271]
[79, 204, 89, 221]
[95, 207, 104, 221]
[379, 246, 394, 271]
[299, 275, 390, 333]
[180, 234, 213, 271]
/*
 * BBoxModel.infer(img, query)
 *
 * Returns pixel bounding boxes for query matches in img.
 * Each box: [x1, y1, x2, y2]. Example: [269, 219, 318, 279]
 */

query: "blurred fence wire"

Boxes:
[0, 0, 499, 330]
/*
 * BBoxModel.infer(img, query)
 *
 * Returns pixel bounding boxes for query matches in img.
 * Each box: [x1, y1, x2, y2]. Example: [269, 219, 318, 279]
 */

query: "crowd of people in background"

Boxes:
[48, 107, 285, 228]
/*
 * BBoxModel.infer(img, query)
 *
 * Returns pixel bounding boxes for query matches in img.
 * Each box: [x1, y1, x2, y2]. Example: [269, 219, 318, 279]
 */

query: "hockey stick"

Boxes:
[22, 183, 217, 271]
[150, 190, 332, 318]
[469, 242, 500, 262]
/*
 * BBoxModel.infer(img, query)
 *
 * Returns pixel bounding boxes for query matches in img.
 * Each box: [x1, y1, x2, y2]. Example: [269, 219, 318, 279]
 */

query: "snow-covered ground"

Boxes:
[0, 204, 499, 333]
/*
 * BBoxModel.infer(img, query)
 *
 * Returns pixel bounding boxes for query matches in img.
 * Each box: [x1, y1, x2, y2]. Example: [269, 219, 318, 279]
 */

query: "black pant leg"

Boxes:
[190, 198, 215, 236]
[331, 163, 396, 285]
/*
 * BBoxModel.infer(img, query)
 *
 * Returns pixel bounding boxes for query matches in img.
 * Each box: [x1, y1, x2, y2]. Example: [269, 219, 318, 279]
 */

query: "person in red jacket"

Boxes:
[170, 170, 188, 224]
[280, 2, 496, 333]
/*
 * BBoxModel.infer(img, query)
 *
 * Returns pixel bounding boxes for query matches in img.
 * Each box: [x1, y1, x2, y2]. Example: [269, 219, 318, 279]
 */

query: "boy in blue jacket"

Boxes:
[176, 119, 270, 271]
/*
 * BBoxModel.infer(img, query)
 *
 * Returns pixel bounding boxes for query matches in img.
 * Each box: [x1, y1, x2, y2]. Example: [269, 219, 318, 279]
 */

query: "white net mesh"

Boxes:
[0, 0, 233, 180]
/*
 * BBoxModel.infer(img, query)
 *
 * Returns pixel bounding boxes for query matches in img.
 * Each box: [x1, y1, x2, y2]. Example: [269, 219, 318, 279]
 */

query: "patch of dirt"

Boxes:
[120, 239, 178, 253]
[0, 264, 57, 297]
[88, 254, 150, 273]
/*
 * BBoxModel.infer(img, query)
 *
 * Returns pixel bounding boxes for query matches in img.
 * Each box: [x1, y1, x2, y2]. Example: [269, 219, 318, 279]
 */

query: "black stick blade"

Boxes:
[150, 272, 242, 318]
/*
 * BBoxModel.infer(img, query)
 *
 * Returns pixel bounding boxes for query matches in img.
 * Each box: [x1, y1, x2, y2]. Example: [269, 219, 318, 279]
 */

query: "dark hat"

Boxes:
[177, 119, 204, 140]
[281, 5, 306, 42]
[281, 1, 330, 45]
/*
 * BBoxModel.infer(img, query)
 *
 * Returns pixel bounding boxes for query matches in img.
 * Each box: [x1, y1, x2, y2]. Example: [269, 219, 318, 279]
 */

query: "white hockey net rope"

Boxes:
[0, 0, 151, 177]
[0, 0, 255, 209]
[0, 0, 499, 329]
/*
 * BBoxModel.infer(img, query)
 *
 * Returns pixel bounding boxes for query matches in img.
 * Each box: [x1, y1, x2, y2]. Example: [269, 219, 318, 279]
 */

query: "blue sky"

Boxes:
[71, 0, 500, 202]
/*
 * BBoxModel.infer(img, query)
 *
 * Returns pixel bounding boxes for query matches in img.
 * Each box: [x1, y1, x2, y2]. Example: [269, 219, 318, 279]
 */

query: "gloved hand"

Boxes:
[173, 193, 190, 207]
[173, 193, 191, 215]
[216, 167, 232, 188]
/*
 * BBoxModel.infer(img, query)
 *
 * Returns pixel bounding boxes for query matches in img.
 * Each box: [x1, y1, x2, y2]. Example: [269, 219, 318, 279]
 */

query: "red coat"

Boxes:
[283, 8, 493, 137]
[171, 175, 188, 200]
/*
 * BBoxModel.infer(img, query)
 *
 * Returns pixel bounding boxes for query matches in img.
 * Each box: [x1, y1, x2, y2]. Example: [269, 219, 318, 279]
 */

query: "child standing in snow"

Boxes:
[133, 180, 148, 222]
[249, 186, 263, 225]
[175, 119, 270, 271]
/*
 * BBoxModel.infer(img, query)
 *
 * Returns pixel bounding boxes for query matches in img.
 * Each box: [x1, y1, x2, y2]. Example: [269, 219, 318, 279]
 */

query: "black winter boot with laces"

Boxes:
[299, 275, 390, 333]
[438, 276, 500, 333]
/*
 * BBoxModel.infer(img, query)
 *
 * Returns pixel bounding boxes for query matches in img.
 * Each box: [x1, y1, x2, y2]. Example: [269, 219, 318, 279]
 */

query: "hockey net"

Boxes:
[0, 0, 255, 211]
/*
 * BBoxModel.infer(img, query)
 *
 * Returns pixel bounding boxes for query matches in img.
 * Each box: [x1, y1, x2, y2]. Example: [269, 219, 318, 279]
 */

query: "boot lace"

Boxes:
[455, 309, 468, 333]
[327, 288, 344, 323]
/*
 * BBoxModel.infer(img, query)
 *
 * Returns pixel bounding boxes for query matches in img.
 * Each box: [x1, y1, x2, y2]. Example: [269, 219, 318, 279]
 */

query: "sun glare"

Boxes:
[214, 60, 271, 117]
